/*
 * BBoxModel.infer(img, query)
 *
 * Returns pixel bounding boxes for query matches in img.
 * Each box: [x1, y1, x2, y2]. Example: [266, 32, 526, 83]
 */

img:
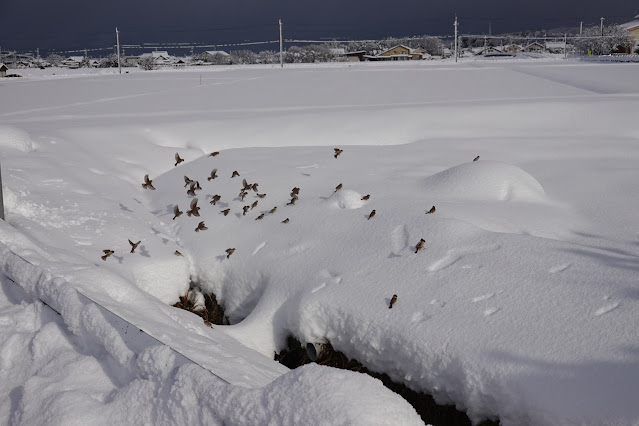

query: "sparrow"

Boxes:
[242, 205, 250, 216]
[282, 218, 290, 224]
[251, 183, 259, 192]
[367, 209, 376, 220]
[473, 155, 480, 162]
[415, 239, 425, 253]
[257, 193, 266, 199]
[174, 152, 184, 166]
[195, 221, 208, 232]
[239, 191, 248, 201]
[242, 179, 251, 190]
[251, 201, 258, 210]
[269, 206, 277, 214]
[334, 148, 343, 159]
[287, 197, 297, 206]
[335, 183, 343, 192]
[426, 206, 436, 214]
[175, 250, 183, 256]
[231, 171, 240, 178]
[389, 294, 397, 309]
[142, 174, 155, 190]
[101, 249, 114, 261]
[129, 239, 141, 253]
[225, 248, 236, 259]
[187, 198, 200, 217]
[361, 195, 370, 201]
[173, 205, 183, 220]
[184, 176, 194, 187]
[207, 169, 218, 181]
[255, 214, 265, 220]
[187, 182, 197, 196]
[291, 187, 300, 195]
[195, 181, 202, 191]
[209, 151, 219, 157]
[210, 195, 221, 205]
[221, 208, 231, 216]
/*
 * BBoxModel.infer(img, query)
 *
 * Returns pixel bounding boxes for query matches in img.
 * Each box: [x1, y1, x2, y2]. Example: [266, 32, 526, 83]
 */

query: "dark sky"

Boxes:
[0, 0, 636, 53]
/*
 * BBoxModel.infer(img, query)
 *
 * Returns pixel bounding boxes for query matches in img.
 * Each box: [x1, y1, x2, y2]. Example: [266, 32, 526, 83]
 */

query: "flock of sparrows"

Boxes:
[106, 148, 481, 311]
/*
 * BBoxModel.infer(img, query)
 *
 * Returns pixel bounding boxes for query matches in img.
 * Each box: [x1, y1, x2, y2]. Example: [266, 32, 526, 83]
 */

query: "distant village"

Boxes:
[1, 16, 638, 75]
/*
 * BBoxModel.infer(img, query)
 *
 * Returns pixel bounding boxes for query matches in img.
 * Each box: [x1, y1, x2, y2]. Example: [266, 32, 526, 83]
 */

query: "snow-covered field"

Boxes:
[1, 59, 638, 425]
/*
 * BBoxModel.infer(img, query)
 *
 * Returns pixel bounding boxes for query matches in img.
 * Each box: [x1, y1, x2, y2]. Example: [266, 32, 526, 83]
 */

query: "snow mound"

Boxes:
[328, 189, 366, 209]
[132, 258, 190, 305]
[0, 125, 37, 152]
[424, 160, 546, 202]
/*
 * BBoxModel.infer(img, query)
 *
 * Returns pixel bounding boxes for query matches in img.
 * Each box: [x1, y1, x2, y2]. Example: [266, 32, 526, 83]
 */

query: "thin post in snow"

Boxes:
[454, 15, 458, 63]
[0, 161, 5, 220]
[116, 27, 122, 75]
[279, 19, 284, 68]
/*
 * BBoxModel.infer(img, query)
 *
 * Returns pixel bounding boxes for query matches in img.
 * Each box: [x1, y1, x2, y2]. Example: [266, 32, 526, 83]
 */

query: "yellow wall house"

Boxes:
[620, 15, 639, 51]
[377, 45, 423, 60]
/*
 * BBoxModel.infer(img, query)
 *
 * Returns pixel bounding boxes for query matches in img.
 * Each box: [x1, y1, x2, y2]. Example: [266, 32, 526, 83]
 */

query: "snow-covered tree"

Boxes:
[138, 56, 155, 71]
[45, 54, 64, 66]
[229, 50, 257, 65]
[573, 25, 632, 55]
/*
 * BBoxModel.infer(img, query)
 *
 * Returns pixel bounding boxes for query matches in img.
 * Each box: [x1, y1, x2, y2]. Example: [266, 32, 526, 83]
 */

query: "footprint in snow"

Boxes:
[594, 302, 620, 316]
[484, 307, 500, 317]
[472, 293, 495, 303]
[549, 263, 571, 273]
[427, 244, 501, 272]
[390, 224, 409, 255]
[430, 299, 446, 308]
[410, 312, 431, 324]
[252, 241, 267, 255]
[311, 283, 326, 293]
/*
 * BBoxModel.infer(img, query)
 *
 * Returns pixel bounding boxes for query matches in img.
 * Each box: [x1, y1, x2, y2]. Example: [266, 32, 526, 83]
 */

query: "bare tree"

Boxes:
[573, 25, 632, 55]
[138, 56, 155, 70]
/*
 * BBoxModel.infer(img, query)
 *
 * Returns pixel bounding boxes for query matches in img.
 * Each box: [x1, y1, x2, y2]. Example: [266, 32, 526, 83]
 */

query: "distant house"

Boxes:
[474, 46, 512, 57]
[343, 50, 366, 62]
[503, 44, 522, 53]
[61, 56, 85, 68]
[370, 45, 426, 61]
[545, 41, 572, 54]
[620, 15, 639, 51]
[523, 42, 544, 53]
[139, 51, 173, 66]
[0, 64, 8, 78]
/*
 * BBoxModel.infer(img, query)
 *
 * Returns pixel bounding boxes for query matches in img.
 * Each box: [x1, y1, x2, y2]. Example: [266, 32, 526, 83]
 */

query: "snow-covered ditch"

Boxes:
[1, 60, 639, 425]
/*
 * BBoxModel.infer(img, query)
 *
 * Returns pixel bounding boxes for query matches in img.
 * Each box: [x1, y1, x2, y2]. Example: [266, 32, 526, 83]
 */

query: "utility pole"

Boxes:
[116, 27, 122, 75]
[279, 19, 284, 68]
[0, 162, 4, 221]
[454, 15, 458, 63]
[580, 21, 583, 36]
[36, 48, 40, 59]
[600, 17, 605, 37]
[489, 21, 492, 36]
[564, 33, 567, 58]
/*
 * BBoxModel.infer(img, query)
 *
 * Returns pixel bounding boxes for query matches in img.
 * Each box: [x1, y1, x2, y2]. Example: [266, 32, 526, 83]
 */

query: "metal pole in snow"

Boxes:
[279, 19, 284, 68]
[0, 162, 5, 220]
[116, 27, 122, 75]
[454, 16, 458, 63]
[564, 34, 567, 59]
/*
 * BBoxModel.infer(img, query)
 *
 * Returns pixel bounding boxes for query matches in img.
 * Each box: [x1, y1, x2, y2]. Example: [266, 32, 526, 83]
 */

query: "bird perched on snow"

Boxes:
[367, 209, 376, 220]
[269, 206, 277, 214]
[221, 208, 230, 216]
[187, 182, 197, 197]
[101, 249, 114, 261]
[242, 205, 250, 216]
[142, 174, 155, 190]
[231, 171, 240, 178]
[334, 148, 343, 159]
[129, 239, 141, 253]
[361, 194, 370, 201]
[335, 183, 343, 192]
[207, 169, 218, 181]
[257, 193, 266, 199]
[186, 198, 200, 217]
[210, 195, 221, 205]
[195, 221, 208, 232]
[415, 239, 425, 254]
[173, 205, 183, 220]
[174, 250, 183, 256]
[291, 187, 300, 195]
[389, 294, 397, 309]
[225, 248, 236, 259]
[209, 151, 219, 157]
[473, 155, 480, 162]
[174, 153, 184, 166]
[282, 218, 289, 224]
[251, 201, 258, 210]
[287, 197, 297, 206]
[184, 176, 194, 188]
[426, 206, 436, 214]
[255, 214, 264, 220]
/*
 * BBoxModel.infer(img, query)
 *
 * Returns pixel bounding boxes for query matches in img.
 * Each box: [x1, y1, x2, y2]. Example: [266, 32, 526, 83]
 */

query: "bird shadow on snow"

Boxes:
[216, 201, 229, 208]
[119, 203, 133, 212]
[215, 255, 227, 262]
[234, 213, 242, 219]
[139, 245, 150, 258]
[112, 255, 124, 264]
[388, 252, 402, 259]
[8, 386, 22, 425]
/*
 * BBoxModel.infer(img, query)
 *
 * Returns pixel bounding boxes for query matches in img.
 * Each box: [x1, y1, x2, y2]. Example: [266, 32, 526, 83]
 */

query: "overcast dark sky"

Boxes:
[0, 0, 636, 53]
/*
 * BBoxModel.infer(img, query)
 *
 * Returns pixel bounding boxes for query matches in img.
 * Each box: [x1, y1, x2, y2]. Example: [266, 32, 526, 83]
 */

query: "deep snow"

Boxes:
[1, 59, 639, 425]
